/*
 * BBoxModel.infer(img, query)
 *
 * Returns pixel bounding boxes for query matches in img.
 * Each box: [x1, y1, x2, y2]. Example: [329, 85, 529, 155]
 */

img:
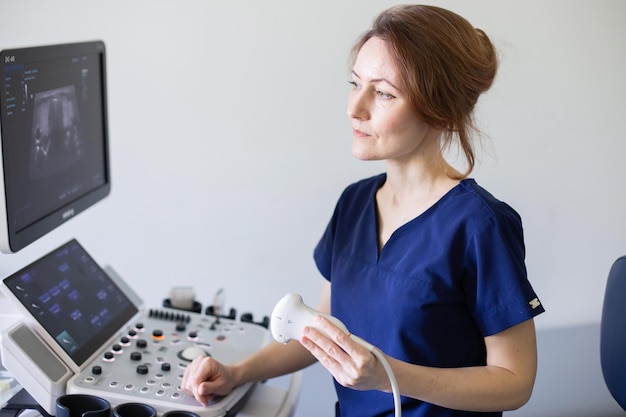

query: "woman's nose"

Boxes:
[347, 90, 370, 120]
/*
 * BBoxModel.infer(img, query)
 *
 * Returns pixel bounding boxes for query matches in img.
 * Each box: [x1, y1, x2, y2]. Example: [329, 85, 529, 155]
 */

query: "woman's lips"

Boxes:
[352, 128, 369, 137]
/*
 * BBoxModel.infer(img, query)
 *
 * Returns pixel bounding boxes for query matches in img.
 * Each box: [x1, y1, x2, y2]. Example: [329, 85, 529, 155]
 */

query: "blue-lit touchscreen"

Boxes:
[3, 239, 138, 366]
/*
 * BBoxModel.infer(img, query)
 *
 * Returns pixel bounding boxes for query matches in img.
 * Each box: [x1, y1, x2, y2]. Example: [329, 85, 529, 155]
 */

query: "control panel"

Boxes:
[67, 308, 269, 416]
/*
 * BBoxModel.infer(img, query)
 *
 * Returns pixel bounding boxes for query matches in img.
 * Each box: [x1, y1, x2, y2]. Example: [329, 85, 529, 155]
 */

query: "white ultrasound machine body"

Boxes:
[0, 40, 301, 417]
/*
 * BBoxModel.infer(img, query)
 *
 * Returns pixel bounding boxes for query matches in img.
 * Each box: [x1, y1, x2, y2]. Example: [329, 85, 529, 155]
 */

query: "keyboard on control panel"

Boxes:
[67, 309, 269, 417]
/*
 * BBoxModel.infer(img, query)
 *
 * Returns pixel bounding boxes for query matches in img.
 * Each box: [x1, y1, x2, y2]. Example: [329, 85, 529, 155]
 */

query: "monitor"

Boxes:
[0, 41, 110, 253]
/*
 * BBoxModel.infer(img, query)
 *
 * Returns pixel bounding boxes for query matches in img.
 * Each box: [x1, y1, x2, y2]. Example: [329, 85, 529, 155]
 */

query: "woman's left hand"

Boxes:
[300, 315, 391, 392]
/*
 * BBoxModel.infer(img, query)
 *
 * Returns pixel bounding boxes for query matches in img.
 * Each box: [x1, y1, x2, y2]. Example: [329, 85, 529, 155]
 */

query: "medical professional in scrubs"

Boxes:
[182, 5, 544, 416]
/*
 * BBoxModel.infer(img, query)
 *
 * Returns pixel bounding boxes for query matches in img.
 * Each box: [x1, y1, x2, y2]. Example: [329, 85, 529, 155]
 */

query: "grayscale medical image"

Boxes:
[30, 85, 84, 179]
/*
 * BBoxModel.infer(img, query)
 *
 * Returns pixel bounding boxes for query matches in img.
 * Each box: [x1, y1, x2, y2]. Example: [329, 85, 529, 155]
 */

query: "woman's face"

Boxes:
[348, 36, 436, 163]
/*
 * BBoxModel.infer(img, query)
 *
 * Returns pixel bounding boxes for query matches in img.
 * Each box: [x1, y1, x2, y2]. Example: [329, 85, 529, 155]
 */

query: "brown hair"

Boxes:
[350, 5, 498, 177]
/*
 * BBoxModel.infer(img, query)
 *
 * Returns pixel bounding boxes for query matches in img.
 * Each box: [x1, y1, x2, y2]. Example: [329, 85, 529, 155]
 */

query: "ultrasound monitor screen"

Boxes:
[2, 239, 138, 366]
[0, 41, 110, 253]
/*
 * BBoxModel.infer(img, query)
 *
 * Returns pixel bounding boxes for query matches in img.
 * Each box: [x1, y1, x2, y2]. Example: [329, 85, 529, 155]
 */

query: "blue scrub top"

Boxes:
[314, 174, 544, 417]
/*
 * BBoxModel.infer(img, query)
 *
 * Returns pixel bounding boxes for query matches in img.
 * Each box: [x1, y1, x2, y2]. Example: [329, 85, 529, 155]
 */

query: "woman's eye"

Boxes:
[376, 90, 395, 100]
[348, 80, 395, 100]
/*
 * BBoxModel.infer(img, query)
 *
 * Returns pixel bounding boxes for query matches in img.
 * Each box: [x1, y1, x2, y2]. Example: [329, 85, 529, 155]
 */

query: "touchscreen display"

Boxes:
[2, 239, 138, 366]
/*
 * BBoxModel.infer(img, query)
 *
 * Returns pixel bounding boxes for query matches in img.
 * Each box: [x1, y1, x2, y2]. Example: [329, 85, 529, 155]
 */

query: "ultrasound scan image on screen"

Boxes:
[30, 85, 85, 180]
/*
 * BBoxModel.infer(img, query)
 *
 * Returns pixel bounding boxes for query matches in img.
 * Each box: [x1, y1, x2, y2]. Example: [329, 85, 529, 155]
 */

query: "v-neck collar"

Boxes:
[370, 174, 469, 261]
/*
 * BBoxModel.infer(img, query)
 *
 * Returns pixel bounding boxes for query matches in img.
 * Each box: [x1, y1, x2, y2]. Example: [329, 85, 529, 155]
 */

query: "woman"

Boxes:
[182, 5, 544, 416]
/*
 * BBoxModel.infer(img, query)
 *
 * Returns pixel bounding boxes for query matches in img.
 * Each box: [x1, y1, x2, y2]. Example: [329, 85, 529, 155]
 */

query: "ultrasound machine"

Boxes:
[0, 41, 301, 417]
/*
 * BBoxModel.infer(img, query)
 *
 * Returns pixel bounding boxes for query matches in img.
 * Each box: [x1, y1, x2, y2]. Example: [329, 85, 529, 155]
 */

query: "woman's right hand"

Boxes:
[181, 355, 236, 406]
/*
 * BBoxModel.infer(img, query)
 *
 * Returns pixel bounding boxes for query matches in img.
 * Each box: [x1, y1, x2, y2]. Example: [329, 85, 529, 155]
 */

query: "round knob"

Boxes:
[136, 365, 149, 375]
[112, 344, 122, 352]
[161, 363, 171, 372]
[178, 346, 210, 361]
[120, 336, 130, 344]
[176, 322, 186, 332]
[136, 339, 147, 349]
[152, 330, 164, 340]
[103, 352, 114, 360]
[92, 365, 102, 375]
[130, 351, 142, 361]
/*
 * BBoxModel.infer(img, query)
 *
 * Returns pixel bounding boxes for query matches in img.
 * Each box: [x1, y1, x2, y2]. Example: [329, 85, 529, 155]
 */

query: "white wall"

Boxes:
[1, 0, 625, 332]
